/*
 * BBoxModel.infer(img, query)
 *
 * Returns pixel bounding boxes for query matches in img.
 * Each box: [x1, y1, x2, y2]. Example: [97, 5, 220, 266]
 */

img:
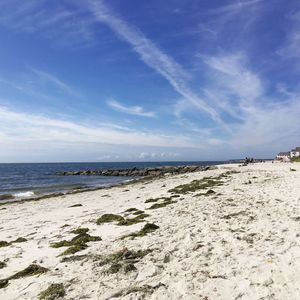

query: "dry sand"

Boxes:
[0, 162, 300, 299]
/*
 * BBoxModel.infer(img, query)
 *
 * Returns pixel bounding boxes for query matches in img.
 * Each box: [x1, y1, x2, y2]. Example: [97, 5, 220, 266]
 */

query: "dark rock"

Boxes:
[56, 165, 216, 177]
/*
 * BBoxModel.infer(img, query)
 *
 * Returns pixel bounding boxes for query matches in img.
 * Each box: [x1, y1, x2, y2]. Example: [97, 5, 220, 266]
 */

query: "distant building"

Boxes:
[276, 152, 290, 161]
[290, 147, 300, 158]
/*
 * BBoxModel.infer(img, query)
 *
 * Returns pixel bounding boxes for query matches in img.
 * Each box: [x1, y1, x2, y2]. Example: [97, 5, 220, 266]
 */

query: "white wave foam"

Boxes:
[14, 191, 35, 198]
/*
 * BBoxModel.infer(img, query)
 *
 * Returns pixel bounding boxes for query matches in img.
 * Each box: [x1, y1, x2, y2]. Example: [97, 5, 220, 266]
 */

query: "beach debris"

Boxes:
[122, 223, 159, 239]
[0, 279, 9, 289]
[38, 283, 65, 300]
[70, 227, 89, 235]
[0, 261, 6, 269]
[117, 214, 149, 226]
[124, 208, 147, 216]
[60, 255, 87, 263]
[109, 283, 165, 298]
[100, 248, 152, 274]
[145, 198, 160, 203]
[124, 207, 140, 213]
[148, 197, 177, 209]
[4, 264, 49, 283]
[222, 211, 246, 220]
[61, 224, 70, 228]
[168, 174, 227, 194]
[97, 211, 149, 227]
[194, 189, 216, 197]
[96, 214, 124, 225]
[290, 168, 296, 171]
[0, 241, 10, 248]
[12, 237, 27, 243]
[0, 237, 27, 248]
[50, 228, 101, 256]
[0, 194, 14, 201]
[68, 203, 82, 207]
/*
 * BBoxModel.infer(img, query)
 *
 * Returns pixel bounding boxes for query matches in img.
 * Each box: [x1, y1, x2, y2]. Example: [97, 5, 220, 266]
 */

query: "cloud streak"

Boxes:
[30, 67, 77, 96]
[0, 0, 95, 47]
[88, 0, 222, 124]
[107, 99, 156, 117]
[0, 106, 194, 149]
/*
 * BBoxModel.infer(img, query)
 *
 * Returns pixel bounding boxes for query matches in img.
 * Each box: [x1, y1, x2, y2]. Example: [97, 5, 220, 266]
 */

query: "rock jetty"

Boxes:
[56, 165, 217, 177]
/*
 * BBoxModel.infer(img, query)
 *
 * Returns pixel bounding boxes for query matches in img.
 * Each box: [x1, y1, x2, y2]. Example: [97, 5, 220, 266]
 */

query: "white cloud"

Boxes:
[277, 11, 300, 60]
[88, 0, 222, 124]
[138, 152, 180, 160]
[107, 99, 156, 117]
[0, 106, 195, 149]
[206, 0, 264, 16]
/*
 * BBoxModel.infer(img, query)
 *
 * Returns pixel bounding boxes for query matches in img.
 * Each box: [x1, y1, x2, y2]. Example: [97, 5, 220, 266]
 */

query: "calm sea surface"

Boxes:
[0, 161, 224, 201]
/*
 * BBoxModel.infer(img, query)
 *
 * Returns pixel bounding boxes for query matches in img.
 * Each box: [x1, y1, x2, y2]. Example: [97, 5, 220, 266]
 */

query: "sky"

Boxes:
[0, 0, 300, 162]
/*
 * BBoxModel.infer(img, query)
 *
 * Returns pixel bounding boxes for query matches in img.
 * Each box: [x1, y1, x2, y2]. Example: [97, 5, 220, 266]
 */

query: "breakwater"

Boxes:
[56, 165, 217, 177]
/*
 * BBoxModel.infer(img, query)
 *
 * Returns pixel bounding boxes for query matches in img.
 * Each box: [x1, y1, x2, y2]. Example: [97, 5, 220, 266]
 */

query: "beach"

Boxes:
[1, 162, 300, 299]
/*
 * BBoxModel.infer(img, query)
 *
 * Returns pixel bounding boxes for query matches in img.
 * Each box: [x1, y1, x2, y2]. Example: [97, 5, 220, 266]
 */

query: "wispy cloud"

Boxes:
[29, 67, 77, 96]
[107, 99, 156, 118]
[197, 52, 300, 153]
[88, 0, 221, 124]
[277, 11, 300, 60]
[0, 106, 195, 148]
[206, 0, 264, 16]
[138, 152, 180, 160]
[0, 0, 95, 47]
[202, 53, 263, 117]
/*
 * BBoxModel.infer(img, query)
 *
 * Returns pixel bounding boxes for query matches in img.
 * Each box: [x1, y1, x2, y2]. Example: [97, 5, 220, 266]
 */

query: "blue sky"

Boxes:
[0, 0, 299, 162]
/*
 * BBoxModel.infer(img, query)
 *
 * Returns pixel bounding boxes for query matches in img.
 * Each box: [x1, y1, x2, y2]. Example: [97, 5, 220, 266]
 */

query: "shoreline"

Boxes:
[0, 164, 221, 205]
[1, 162, 300, 299]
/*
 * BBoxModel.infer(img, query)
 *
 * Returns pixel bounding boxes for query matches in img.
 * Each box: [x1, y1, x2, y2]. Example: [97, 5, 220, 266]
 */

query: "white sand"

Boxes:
[1, 162, 300, 299]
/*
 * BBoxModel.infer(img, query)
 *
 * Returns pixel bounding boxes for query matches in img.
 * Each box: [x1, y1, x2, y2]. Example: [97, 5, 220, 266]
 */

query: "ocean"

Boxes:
[0, 161, 223, 202]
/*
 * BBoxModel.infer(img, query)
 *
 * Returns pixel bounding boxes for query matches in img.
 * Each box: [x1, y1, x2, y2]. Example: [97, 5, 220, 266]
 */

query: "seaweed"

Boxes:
[222, 211, 246, 219]
[0, 241, 10, 248]
[101, 248, 152, 274]
[12, 237, 27, 243]
[117, 214, 149, 226]
[194, 189, 216, 197]
[132, 210, 145, 215]
[50, 230, 101, 256]
[96, 214, 124, 225]
[38, 283, 65, 300]
[50, 240, 72, 248]
[124, 208, 139, 212]
[110, 283, 165, 298]
[60, 255, 87, 263]
[168, 175, 225, 194]
[59, 243, 88, 256]
[61, 224, 70, 228]
[0, 237, 27, 248]
[122, 223, 159, 239]
[70, 227, 89, 235]
[71, 233, 101, 244]
[68, 203, 82, 207]
[145, 198, 160, 203]
[148, 198, 176, 209]
[0, 279, 8, 289]
[8, 264, 48, 280]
